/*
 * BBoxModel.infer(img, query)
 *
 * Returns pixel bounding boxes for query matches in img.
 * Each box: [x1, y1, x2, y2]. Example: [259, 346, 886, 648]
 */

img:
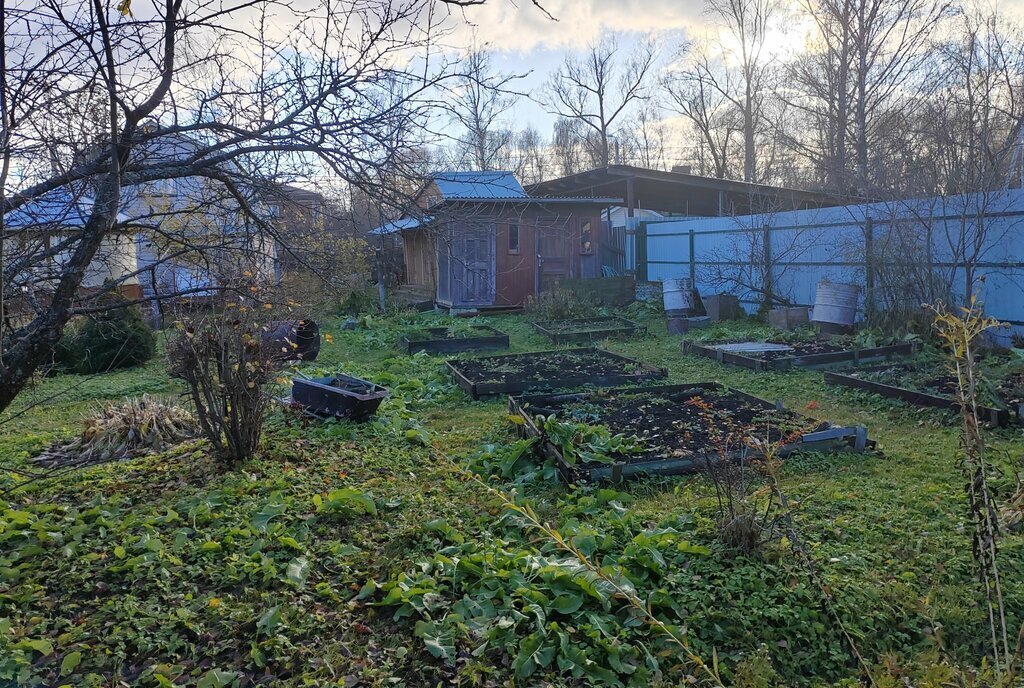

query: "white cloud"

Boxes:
[439, 0, 707, 53]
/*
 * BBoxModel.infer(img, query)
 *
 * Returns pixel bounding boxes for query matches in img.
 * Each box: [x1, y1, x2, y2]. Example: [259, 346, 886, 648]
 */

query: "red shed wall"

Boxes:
[493, 206, 603, 307]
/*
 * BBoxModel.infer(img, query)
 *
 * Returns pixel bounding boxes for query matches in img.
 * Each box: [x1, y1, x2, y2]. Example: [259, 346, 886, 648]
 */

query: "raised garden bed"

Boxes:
[824, 364, 1024, 426]
[509, 383, 870, 483]
[533, 316, 645, 344]
[398, 325, 509, 355]
[682, 338, 916, 371]
[447, 347, 666, 400]
[284, 374, 389, 421]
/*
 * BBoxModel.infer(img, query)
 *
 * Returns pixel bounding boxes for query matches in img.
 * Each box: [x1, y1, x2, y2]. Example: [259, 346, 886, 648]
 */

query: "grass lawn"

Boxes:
[1, 308, 1022, 687]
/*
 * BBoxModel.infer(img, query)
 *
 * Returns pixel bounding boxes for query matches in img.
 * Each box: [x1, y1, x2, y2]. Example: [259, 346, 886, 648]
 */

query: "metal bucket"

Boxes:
[812, 281, 859, 327]
[663, 278, 695, 316]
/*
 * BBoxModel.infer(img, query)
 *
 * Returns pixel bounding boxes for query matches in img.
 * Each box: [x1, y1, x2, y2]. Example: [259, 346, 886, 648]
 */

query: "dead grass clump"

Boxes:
[33, 395, 198, 469]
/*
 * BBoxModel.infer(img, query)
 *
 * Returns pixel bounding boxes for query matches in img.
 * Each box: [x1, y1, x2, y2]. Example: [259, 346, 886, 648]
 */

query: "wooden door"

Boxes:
[536, 223, 572, 293]
[455, 229, 494, 306]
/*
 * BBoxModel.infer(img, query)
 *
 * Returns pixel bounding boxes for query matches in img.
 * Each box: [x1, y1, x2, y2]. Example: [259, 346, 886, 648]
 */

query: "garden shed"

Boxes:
[373, 172, 620, 309]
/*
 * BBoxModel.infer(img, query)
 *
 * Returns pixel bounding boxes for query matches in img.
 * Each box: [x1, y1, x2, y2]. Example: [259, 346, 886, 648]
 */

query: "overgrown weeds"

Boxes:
[525, 285, 601, 321]
[929, 299, 1020, 682]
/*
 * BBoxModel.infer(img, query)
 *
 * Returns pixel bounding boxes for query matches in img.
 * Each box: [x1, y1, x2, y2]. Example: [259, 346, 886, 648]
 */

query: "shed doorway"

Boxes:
[453, 230, 495, 306]
[536, 223, 572, 293]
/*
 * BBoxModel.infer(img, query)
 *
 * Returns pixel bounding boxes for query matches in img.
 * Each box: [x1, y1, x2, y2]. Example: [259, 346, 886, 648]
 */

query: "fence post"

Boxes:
[864, 217, 875, 318]
[636, 221, 648, 282]
[762, 223, 773, 311]
[688, 229, 696, 287]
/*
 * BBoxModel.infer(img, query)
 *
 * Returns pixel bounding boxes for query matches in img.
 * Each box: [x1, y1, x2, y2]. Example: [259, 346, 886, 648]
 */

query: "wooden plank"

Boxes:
[824, 368, 1011, 426]
[400, 325, 510, 355]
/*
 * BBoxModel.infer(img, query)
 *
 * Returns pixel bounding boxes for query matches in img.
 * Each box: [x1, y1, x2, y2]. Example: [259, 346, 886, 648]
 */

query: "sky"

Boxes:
[438, 0, 706, 135]
[435, 0, 1024, 139]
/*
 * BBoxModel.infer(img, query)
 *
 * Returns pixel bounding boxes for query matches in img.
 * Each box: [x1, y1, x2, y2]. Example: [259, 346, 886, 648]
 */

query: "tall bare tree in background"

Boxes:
[510, 126, 548, 184]
[448, 46, 522, 171]
[621, 104, 670, 170]
[784, 0, 948, 195]
[663, 41, 740, 179]
[543, 35, 657, 168]
[0, 0, 511, 414]
[707, 0, 782, 182]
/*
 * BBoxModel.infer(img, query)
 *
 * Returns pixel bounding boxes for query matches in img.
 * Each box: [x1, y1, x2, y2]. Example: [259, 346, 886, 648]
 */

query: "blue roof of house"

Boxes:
[432, 171, 527, 200]
[3, 188, 101, 229]
[370, 216, 432, 235]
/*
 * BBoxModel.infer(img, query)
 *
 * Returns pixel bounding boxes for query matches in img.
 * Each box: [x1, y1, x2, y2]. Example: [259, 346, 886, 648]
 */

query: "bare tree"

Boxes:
[448, 46, 523, 171]
[621, 104, 670, 170]
[784, 0, 948, 195]
[550, 117, 589, 176]
[0, 0, 520, 414]
[542, 35, 657, 167]
[663, 41, 740, 179]
[705, 0, 782, 183]
[510, 126, 548, 184]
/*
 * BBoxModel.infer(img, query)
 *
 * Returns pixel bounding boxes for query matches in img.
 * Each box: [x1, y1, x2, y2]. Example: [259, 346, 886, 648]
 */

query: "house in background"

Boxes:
[372, 171, 621, 310]
[126, 133, 279, 311]
[3, 187, 141, 303]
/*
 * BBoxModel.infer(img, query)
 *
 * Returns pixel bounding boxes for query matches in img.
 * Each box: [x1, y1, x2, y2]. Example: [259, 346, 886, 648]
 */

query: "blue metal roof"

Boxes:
[432, 171, 526, 200]
[369, 215, 432, 235]
[3, 188, 101, 229]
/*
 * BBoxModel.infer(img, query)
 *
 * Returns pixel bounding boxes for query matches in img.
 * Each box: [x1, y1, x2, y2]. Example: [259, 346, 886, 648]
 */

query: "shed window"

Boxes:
[580, 220, 593, 255]
[508, 223, 520, 254]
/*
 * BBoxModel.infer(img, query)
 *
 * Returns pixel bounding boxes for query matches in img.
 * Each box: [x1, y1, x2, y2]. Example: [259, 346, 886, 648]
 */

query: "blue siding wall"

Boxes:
[646, 190, 1024, 343]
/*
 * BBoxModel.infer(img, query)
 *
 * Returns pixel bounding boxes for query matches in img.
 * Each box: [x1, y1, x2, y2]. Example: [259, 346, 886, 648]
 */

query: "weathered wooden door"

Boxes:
[536, 223, 572, 293]
[455, 228, 495, 306]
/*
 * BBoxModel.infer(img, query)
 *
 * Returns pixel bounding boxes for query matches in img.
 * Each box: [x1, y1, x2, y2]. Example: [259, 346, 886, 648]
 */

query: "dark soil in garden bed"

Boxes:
[533, 316, 644, 344]
[448, 348, 666, 398]
[832, 362, 1024, 424]
[997, 372, 1024, 408]
[523, 387, 821, 464]
[452, 349, 646, 384]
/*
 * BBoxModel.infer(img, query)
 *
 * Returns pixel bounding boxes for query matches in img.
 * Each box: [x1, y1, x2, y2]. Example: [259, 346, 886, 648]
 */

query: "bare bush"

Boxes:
[168, 302, 278, 465]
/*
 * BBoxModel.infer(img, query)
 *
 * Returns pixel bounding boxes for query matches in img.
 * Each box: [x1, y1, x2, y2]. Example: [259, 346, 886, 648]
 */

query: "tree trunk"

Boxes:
[0, 174, 121, 412]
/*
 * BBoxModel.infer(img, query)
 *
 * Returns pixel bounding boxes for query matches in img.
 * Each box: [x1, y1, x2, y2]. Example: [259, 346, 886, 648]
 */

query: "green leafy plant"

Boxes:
[56, 296, 156, 374]
[540, 416, 644, 466]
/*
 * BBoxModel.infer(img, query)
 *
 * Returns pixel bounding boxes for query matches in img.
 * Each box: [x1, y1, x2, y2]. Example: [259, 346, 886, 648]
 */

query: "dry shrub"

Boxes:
[168, 307, 277, 465]
[526, 285, 600, 321]
[34, 395, 197, 468]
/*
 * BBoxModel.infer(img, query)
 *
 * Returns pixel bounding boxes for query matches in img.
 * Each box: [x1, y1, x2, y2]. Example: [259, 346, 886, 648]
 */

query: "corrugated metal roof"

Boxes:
[369, 216, 432, 235]
[432, 171, 527, 200]
[438, 196, 622, 205]
[4, 188, 102, 229]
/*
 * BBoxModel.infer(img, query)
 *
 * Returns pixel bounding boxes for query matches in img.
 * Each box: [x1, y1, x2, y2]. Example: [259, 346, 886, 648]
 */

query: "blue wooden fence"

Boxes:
[642, 189, 1024, 344]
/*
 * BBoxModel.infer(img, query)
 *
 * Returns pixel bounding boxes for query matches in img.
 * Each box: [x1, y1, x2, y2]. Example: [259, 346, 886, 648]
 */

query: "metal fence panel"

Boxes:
[645, 190, 1024, 343]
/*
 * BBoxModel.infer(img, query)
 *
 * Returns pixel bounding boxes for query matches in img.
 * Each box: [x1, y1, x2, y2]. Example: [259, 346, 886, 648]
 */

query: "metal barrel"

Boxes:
[265, 319, 321, 362]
